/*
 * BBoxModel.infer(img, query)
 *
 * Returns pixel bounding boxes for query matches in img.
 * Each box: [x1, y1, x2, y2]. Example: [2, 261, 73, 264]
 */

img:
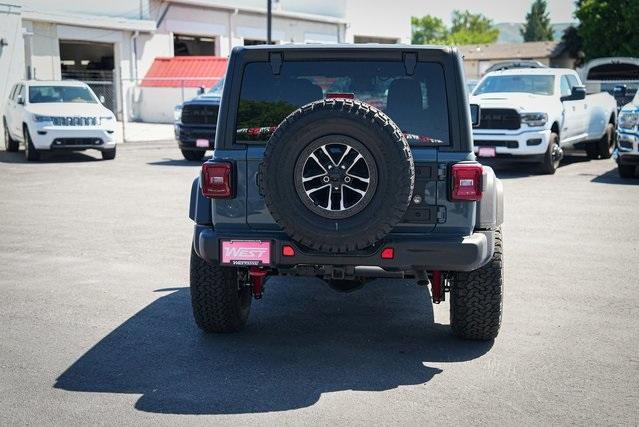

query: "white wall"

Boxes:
[18, 0, 151, 20]
[134, 87, 200, 123]
[153, 2, 344, 56]
[0, 4, 25, 120]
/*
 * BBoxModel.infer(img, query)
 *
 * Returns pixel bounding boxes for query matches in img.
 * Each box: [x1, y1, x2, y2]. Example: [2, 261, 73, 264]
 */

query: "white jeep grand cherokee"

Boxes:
[3, 80, 117, 161]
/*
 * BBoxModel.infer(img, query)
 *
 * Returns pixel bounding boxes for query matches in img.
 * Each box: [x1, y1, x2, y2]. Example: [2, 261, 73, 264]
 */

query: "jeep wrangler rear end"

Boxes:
[189, 45, 504, 340]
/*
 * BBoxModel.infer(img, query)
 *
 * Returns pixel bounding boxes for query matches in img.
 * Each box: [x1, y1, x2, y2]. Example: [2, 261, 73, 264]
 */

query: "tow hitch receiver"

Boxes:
[248, 267, 267, 299]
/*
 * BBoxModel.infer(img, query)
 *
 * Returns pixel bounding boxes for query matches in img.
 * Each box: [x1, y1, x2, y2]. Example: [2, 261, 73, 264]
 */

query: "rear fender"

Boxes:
[189, 177, 212, 225]
[476, 166, 503, 230]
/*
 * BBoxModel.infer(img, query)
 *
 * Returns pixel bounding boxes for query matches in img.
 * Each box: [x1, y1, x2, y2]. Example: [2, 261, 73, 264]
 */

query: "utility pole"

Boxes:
[267, 0, 272, 44]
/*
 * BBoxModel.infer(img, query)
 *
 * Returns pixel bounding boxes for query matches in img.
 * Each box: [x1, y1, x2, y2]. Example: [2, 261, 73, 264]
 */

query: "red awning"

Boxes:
[140, 56, 227, 88]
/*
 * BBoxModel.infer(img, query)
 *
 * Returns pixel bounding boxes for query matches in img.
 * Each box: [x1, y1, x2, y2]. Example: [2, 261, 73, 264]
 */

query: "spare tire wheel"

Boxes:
[260, 99, 415, 252]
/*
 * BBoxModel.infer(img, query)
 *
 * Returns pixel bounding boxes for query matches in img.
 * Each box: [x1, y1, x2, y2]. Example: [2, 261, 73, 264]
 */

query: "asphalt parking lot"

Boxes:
[0, 141, 638, 425]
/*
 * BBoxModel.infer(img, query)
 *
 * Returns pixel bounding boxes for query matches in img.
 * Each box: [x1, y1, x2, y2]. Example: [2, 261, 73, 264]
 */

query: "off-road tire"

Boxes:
[260, 98, 414, 252]
[618, 164, 636, 178]
[539, 132, 561, 174]
[450, 228, 503, 340]
[102, 147, 117, 160]
[596, 123, 615, 159]
[3, 119, 19, 152]
[24, 127, 40, 161]
[190, 246, 251, 333]
[182, 149, 205, 161]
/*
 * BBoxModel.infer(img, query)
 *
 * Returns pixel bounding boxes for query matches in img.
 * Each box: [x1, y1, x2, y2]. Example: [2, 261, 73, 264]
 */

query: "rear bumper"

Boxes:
[175, 124, 215, 150]
[193, 225, 494, 272]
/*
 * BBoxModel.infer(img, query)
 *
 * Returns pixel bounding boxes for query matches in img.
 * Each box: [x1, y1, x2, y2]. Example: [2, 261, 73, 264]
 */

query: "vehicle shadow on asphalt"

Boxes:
[590, 167, 639, 185]
[54, 277, 492, 415]
[0, 150, 100, 163]
[147, 158, 210, 167]
[483, 154, 591, 179]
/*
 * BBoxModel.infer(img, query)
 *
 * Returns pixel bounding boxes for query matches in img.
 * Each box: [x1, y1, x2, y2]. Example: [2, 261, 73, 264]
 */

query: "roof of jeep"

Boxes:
[233, 43, 456, 54]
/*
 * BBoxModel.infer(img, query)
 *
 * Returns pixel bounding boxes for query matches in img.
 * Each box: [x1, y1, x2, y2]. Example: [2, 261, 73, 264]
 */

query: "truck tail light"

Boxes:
[201, 161, 233, 198]
[451, 163, 483, 201]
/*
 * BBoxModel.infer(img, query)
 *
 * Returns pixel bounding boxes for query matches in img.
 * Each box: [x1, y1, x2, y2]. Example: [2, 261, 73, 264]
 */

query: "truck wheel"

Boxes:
[3, 119, 19, 152]
[182, 149, 205, 161]
[101, 146, 116, 160]
[596, 123, 615, 159]
[450, 228, 503, 341]
[585, 142, 598, 159]
[190, 246, 251, 333]
[618, 164, 636, 178]
[260, 98, 414, 252]
[24, 127, 40, 161]
[539, 132, 561, 174]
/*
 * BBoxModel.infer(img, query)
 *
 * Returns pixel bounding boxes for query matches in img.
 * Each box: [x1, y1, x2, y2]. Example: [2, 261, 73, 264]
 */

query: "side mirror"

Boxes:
[470, 104, 481, 127]
[561, 86, 586, 102]
[613, 85, 627, 97]
[99, 95, 106, 104]
[197, 86, 205, 95]
[16, 95, 24, 105]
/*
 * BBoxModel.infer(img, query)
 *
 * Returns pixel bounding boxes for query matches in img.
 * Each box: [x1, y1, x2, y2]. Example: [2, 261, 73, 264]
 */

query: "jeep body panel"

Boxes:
[191, 44, 502, 272]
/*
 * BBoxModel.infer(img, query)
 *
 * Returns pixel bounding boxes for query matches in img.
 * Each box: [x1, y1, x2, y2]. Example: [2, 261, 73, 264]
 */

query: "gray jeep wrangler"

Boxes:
[189, 45, 504, 340]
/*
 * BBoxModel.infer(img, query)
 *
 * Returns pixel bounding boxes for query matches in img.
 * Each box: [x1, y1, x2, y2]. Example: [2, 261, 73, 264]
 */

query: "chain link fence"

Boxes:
[62, 70, 117, 113]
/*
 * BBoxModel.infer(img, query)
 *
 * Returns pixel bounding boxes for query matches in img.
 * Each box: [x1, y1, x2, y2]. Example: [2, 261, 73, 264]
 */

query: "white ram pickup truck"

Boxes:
[3, 80, 117, 161]
[470, 68, 618, 174]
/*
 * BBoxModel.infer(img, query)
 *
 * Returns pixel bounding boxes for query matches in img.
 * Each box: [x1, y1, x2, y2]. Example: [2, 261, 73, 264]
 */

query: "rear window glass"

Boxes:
[235, 61, 450, 145]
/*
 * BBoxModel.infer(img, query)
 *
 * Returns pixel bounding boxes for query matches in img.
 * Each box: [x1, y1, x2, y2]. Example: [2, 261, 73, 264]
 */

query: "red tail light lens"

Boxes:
[201, 162, 233, 198]
[282, 245, 295, 257]
[451, 163, 483, 201]
[380, 247, 394, 259]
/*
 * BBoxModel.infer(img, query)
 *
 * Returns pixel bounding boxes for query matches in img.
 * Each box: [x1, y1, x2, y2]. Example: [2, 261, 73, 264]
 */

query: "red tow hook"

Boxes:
[431, 270, 443, 304]
[248, 267, 267, 299]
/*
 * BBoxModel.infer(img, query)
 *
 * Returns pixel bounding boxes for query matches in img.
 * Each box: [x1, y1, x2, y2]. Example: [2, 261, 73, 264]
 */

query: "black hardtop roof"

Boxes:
[230, 43, 459, 62]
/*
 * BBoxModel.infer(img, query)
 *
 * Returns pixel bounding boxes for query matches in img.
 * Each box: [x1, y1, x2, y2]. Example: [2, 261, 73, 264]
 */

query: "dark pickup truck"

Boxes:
[189, 44, 505, 340]
[174, 80, 223, 161]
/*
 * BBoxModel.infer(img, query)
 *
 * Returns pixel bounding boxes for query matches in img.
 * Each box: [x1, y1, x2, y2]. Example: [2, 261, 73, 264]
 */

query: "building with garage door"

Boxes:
[1, 0, 411, 122]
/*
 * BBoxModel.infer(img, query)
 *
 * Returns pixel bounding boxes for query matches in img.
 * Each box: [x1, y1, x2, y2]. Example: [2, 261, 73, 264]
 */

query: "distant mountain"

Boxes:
[496, 23, 572, 43]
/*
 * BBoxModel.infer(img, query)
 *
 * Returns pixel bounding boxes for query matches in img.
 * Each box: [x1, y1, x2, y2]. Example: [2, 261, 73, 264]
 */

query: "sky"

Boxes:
[406, 0, 577, 24]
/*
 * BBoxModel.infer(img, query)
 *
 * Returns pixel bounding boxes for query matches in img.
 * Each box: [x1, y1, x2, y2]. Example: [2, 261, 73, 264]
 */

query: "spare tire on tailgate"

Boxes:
[260, 98, 415, 252]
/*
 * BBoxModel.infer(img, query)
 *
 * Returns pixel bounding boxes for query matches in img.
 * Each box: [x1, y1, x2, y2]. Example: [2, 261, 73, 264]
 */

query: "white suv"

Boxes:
[3, 80, 117, 161]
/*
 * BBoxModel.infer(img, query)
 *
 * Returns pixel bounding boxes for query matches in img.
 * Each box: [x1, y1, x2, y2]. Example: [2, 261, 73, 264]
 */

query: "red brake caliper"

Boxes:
[248, 267, 267, 299]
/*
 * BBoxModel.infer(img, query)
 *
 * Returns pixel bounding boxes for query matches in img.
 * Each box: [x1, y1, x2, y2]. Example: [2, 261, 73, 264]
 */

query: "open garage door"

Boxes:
[59, 40, 116, 113]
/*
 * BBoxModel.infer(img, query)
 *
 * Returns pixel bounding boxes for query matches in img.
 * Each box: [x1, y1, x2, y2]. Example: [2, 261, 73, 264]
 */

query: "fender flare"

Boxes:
[189, 176, 212, 225]
[476, 165, 503, 230]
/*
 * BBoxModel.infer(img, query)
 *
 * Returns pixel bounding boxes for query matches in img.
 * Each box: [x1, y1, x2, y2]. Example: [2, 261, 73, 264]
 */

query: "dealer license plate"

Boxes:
[221, 240, 271, 266]
[478, 146, 496, 157]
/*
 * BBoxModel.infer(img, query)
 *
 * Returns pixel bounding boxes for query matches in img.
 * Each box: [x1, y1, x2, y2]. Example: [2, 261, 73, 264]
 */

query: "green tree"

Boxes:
[411, 10, 499, 45]
[411, 15, 448, 45]
[575, 0, 639, 60]
[560, 25, 584, 66]
[520, 0, 554, 41]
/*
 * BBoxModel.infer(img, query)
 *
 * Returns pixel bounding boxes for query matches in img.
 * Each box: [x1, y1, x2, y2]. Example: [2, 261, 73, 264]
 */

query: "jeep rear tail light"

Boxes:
[451, 163, 483, 201]
[201, 162, 233, 198]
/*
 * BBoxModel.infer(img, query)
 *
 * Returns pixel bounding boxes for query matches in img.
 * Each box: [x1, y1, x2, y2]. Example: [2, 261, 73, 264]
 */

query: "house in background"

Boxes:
[459, 41, 576, 80]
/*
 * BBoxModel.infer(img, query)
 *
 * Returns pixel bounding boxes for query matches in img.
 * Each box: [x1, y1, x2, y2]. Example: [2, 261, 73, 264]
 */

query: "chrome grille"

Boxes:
[51, 117, 99, 126]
